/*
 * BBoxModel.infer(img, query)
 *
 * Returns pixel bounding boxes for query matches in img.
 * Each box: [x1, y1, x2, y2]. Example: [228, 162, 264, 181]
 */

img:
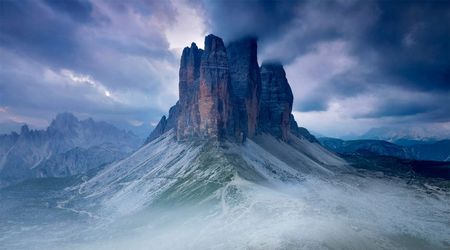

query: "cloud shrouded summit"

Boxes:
[0, 0, 449, 138]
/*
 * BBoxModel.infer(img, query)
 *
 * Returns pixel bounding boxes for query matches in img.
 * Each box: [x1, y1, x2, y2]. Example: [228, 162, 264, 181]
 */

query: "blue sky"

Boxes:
[1, 0, 449, 138]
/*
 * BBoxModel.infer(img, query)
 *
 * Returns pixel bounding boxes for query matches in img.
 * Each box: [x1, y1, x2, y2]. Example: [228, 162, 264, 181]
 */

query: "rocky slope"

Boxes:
[80, 130, 345, 214]
[0, 113, 141, 187]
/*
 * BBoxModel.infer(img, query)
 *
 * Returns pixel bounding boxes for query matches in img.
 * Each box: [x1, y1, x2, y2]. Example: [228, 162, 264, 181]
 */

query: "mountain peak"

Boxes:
[20, 124, 30, 135]
[49, 112, 79, 133]
[204, 34, 226, 52]
[55, 112, 78, 122]
[53, 112, 79, 125]
[149, 34, 305, 143]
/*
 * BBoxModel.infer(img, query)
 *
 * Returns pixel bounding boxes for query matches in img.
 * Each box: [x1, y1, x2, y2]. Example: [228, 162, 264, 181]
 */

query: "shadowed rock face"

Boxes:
[258, 63, 293, 141]
[147, 34, 314, 143]
[227, 37, 261, 140]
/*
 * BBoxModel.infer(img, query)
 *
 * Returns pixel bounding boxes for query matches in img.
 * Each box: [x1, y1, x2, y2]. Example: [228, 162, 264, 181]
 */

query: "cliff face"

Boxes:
[258, 63, 294, 141]
[227, 37, 261, 139]
[177, 43, 203, 140]
[198, 34, 234, 139]
[148, 34, 311, 143]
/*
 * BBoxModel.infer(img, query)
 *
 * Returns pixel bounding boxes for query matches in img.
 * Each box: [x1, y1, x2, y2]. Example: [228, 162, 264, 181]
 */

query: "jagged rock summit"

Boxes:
[0, 113, 141, 187]
[147, 34, 310, 143]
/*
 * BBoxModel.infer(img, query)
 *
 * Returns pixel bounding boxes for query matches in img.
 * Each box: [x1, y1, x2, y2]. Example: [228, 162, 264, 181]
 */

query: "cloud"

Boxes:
[0, 0, 192, 132]
[359, 100, 435, 119]
[200, 0, 302, 42]
[164, 0, 206, 52]
[285, 39, 366, 112]
[44, 0, 94, 23]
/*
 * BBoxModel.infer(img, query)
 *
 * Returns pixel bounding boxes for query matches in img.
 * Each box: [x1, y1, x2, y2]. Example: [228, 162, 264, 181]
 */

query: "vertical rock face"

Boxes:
[148, 34, 313, 143]
[227, 37, 261, 139]
[177, 43, 203, 140]
[258, 63, 294, 140]
[197, 34, 234, 139]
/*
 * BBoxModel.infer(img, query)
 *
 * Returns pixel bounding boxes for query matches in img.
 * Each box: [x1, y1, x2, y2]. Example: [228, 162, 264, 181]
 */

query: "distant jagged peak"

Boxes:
[48, 112, 79, 133]
[54, 112, 79, 123]
[20, 124, 30, 135]
[44, 112, 137, 141]
[51, 112, 78, 124]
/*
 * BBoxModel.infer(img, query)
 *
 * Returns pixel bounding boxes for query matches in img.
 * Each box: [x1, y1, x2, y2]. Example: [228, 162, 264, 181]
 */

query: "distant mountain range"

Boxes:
[318, 137, 450, 162]
[0, 113, 141, 187]
[0, 121, 26, 134]
[358, 126, 450, 142]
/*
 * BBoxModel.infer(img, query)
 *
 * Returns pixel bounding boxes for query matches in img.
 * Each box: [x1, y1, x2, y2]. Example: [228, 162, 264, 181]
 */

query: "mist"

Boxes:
[2, 171, 449, 250]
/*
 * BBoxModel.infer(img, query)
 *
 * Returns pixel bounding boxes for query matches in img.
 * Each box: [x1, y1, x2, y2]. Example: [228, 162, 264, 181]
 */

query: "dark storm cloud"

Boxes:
[295, 98, 328, 112]
[44, 0, 94, 22]
[295, 73, 372, 112]
[359, 100, 436, 119]
[0, 0, 81, 66]
[200, 0, 301, 42]
[200, 0, 378, 60]
[0, 0, 176, 69]
[203, 0, 449, 88]
[355, 1, 450, 91]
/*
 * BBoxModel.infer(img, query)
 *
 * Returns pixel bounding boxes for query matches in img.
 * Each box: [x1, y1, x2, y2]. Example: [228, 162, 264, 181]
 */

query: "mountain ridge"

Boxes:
[0, 112, 141, 187]
[318, 137, 450, 162]
[359, 126, 450, 142]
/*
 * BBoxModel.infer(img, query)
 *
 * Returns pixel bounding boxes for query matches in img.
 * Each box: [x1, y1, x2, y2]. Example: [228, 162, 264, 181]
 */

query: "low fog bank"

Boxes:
[1, 173, 449, 250]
